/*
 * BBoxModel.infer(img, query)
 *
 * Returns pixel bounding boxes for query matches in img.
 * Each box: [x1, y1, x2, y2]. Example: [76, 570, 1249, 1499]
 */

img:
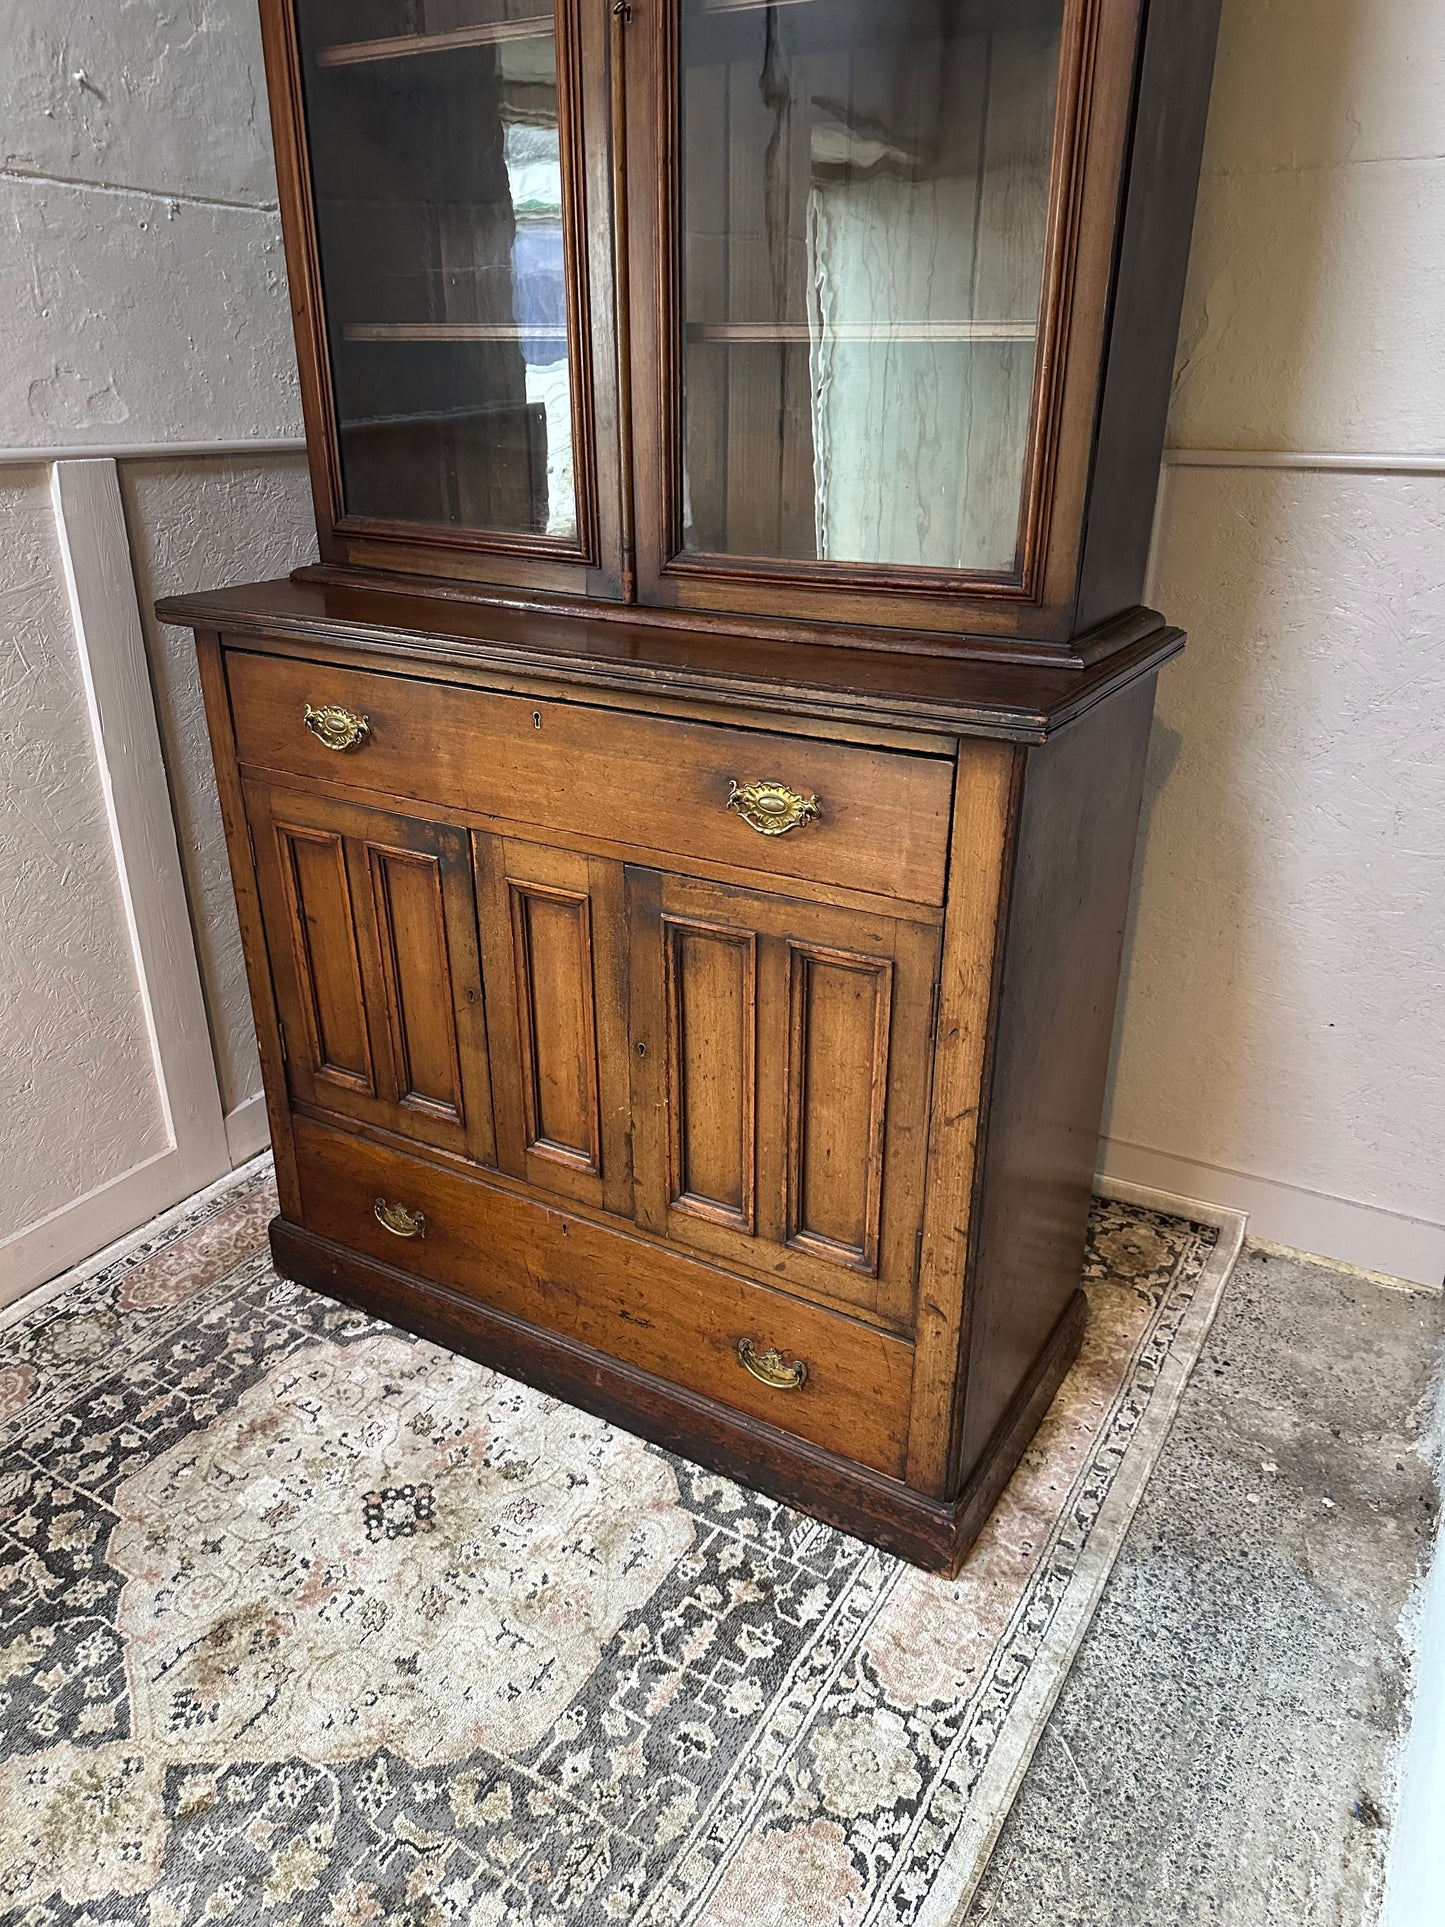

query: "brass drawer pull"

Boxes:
[738, 1337, 808, 1391]
[727, 780, 820, 837]
[374, 1197, 427, 1240]
[304, 703, 370, 752]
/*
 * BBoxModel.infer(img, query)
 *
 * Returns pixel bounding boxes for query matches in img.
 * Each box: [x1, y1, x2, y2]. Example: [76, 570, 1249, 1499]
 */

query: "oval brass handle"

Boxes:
[737, 1337, 808, 1391]
[304, 703, 370, 752]
[374, 1197, 426, 1240]
[727, 780, 820, 837]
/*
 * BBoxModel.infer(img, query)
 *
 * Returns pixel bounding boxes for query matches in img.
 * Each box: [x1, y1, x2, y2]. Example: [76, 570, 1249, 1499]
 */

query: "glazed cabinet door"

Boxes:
[262, 0, 625, 595]
[246, 780, 496, 1163]
[474, 833, 633, 1217]
[627, 869, 939, 1330]
[624, 0, 1144, 639]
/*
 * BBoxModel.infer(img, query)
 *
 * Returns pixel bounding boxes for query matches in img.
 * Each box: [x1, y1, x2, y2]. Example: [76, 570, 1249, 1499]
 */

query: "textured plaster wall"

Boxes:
[0, 468, 169, 1235]
[123, 456, 316, 1114]
[0, 0, 312, 1252]
[0, 0, 302, 447]
[1101, 0, 1445, 1279]
[1167, 0, 1445, 456]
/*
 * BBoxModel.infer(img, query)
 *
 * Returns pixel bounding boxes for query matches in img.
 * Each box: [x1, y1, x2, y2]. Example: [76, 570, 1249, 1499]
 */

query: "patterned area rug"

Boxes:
[0, 1162, 1241, 1927]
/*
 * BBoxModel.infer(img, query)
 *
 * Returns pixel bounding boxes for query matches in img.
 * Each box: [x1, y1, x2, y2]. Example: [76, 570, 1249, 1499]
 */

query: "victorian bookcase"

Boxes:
[160, 0, 1221, 1570]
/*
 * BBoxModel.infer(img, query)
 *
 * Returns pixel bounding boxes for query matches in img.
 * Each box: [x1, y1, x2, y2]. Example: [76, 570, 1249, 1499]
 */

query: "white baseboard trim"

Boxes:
[0, 1152, 272, 1334]
[224, 1093, 272, 1168]
[1098, 1136, 1445, 1290]
[0, 1150, 190, 1311]
[52, 458, 230, 1199]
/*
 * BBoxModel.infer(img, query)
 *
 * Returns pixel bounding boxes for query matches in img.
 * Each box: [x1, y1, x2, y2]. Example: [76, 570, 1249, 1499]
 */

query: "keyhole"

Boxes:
[636, 1041, 647, 1058]
[532, 711, 542, 729]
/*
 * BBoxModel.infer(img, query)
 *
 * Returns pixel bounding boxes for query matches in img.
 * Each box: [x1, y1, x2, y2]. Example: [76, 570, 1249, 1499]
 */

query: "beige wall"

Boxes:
[1099, 0, 1445, 1284]
[123, 457, 315, 1114]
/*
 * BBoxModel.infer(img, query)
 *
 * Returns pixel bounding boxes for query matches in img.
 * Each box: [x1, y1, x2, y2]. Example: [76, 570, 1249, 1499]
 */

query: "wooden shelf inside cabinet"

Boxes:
[316, 17, 554, 70]
[343, 323, 571, 344]
[683, 321, 1038, 345]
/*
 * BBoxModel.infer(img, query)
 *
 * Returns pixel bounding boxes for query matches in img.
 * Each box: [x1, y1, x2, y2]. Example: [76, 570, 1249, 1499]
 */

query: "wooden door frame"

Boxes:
[621, 0, 1147, 644]
[256, 0, 628, 598]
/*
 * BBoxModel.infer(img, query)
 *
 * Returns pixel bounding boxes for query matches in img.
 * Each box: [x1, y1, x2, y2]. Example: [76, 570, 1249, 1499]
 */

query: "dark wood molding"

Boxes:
[157, 578, 1181, 743]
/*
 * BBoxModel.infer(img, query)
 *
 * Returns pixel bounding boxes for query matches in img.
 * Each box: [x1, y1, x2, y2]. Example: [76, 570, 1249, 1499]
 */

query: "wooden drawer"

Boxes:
[292, 1118, 915, 1478]
[226, 647, 953, 906]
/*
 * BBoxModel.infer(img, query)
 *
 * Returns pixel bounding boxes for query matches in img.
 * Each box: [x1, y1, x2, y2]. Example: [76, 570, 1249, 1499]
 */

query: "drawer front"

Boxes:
[226, 648, 952, 906]
[292, 1118, 914, 1478]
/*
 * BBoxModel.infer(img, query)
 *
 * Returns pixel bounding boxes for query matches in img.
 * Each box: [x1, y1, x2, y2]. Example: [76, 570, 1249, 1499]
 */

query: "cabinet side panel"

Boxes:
[1074, 0, 1223, 630]
[958, 672, 1157, 1478]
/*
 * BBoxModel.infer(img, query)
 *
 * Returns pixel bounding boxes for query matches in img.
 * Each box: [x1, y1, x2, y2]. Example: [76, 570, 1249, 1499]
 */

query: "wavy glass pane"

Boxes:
[296, 0, 577, 541]
[679, 0, 1065, 573]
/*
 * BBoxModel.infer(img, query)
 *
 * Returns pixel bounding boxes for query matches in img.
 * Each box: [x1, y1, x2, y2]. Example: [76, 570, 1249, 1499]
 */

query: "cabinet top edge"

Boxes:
[157, 578, 1182, 743]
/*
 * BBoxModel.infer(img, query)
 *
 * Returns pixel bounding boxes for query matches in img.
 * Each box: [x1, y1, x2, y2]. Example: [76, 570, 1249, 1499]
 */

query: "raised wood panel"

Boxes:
[367, 841, 465, 1124]
[784, 943, 893, 1274]
[665, 917, 757, 1232]
[277, 822, 376, 1095]
[510, 880, 601, 1175]
[476, 833, 632, 1215]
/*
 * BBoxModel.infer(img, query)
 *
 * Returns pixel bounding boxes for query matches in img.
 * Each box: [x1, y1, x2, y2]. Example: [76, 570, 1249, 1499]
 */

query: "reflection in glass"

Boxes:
[296, 1, 577, 540]
[679, 0, 1065, 573]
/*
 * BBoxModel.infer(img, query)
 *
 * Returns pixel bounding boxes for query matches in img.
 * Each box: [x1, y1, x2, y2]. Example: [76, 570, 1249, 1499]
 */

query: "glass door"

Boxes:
[627, 0, 1128, 636]
[280, 0, 623, 590]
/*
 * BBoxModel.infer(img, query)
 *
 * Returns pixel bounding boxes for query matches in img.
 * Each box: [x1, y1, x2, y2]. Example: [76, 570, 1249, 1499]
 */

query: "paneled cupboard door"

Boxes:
[474, 835, 634, 1217]
[626, 869, 939, 1330]
[624, 0, 1145, 638]
[245, 781, 497, 1163]
[263, 0, 626, 594]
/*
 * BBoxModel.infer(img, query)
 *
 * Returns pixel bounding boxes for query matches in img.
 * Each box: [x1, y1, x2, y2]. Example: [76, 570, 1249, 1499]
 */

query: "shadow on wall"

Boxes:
[1099, 0, 1370, 1188]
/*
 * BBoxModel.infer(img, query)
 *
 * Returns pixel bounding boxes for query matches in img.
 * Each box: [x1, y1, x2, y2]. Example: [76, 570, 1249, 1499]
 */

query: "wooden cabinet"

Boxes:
[160, 0, 1221, 1569]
